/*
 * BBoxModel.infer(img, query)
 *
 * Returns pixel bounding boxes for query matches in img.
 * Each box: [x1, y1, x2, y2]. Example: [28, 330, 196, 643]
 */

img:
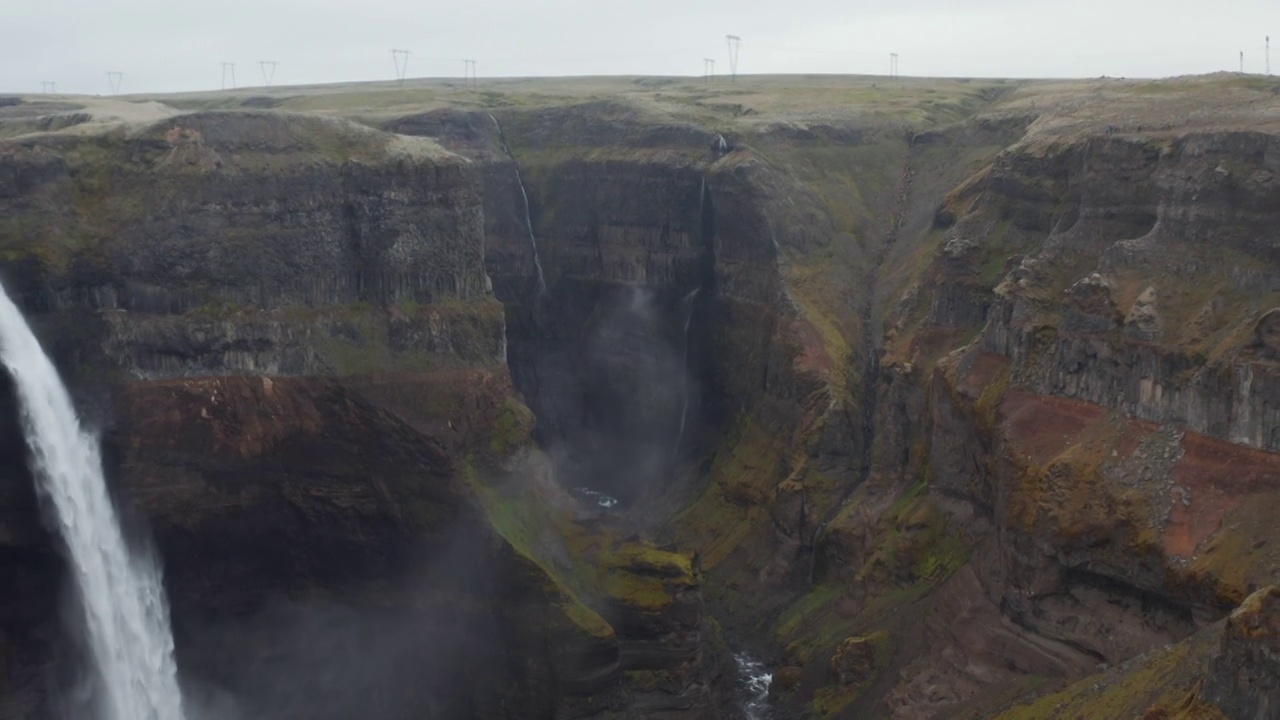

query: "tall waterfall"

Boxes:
[488, 112, 547, 294]
[0, 285, 184, 720]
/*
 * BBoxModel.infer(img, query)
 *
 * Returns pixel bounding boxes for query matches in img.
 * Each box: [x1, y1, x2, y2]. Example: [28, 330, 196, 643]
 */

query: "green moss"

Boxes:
[670, 412, 786, 568]
[975, 364, 1011, 430]
[593, 541, 697, 611]
[610, 544, 694, 577]
[599, 572, 678, 611]
[299, 299, 503, 375]
[469, 473, 615, 640]
[776, 584, 845, 641]
[996, 624, 1225, 720]
[559, 596, 615, 639]
[811, 684, 860, 717]
[859, 493, 972, 587]
[488, 396, 534, 455]
[811, 631, 893, 717]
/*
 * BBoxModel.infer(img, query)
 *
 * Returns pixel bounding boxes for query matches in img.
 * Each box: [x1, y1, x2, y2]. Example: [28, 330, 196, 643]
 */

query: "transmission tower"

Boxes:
[107, 71, 123, 95]
[725, 35, 741, 81]
[221, 62, 237, 90]
[1267, 36, 1272, 75]
[1240, 51, 1245, 73]
[704, 58, 715, 81]
[259, 60, 278, 87]
[890, 53, 899, 79]
[41, 81, 56, 94]
[391, 49, 411, 85]
[461, 59, 477, 88]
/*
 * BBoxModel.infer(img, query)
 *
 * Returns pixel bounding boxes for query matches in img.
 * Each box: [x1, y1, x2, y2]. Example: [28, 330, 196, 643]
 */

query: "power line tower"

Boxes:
[890, 53, 899, 79]
[725, 35, 741, 81]
[41, 81, 56, 94]
[704, 58, 715, 82]
[259, 60, 278, 87]
[461, 59, 477, 88]
[107, 71, 123, 95]
[221, 62, 237, 90]
[391, 49, 411, 85]
[1267, 36, 1272, 75]
[1240, 51, 1245, 73]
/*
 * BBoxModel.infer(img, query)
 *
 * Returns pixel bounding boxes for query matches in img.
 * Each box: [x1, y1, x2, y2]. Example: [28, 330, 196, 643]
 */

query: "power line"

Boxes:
[106, 71, 123, 95]
[725, 34, 741, 81]
[704, 57, 715, 81]
[259, 60, 278, 87]
[1267, 36, 1272, 76]
[461, 59, 477, 88]
[221, 62, 236, 90]
[40, 81, 56, 94]
[391, 49, 411, 84]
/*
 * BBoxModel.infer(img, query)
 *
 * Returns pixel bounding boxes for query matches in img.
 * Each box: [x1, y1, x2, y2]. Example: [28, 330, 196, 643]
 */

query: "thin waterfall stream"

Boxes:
[673, 288, 699, 456]
[0, 284, 184, 720]
[488, 113, 547, 294]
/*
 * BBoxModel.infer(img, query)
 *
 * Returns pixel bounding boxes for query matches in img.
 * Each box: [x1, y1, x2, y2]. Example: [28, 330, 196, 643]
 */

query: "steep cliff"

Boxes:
[1, 74, 1278, 720]
[0, 108, 689, 719]
[809, 84, 1280, 718]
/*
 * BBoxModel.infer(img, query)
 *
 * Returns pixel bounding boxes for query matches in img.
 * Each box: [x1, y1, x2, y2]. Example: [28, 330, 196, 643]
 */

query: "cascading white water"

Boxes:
[488, 113, 547, 294]
[0, 285, 184, 720]
[734, 652, 773, 719]
[672, 288, 699, 455]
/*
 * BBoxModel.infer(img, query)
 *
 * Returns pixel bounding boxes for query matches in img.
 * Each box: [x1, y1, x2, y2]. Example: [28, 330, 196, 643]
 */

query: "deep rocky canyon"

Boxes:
[0, 74, 1277, 719]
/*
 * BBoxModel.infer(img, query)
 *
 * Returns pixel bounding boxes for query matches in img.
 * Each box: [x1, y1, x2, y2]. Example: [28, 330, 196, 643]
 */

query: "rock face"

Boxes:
[392, 107, 821, 518]
[832, 125, 1280, 718]
[1204, 586, 1280, 720]
[389, 96, 1280, 719]
[112, 377, 616, 719]
[2, 78, 1280, 720]
[1, 111, 502, 379]
[0, 110, 721, 719]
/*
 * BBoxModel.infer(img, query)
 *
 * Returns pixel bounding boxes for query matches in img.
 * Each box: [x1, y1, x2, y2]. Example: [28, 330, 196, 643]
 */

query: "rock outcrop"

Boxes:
[1203, 586, 1280, 720]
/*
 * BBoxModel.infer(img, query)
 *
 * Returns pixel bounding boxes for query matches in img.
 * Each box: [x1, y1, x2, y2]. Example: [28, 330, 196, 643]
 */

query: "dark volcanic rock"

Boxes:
[0, 112, 503, 380]
[1203, 586, 1280, 720]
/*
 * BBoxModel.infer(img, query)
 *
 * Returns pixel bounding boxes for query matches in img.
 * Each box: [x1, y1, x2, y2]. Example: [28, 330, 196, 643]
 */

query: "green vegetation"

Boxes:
[465, 463, 615, 640]
[487, 396, 534, 455]
[996, 625, 1226, 720]
[812, 631, 893, 717]
[669, 411, 787, 582]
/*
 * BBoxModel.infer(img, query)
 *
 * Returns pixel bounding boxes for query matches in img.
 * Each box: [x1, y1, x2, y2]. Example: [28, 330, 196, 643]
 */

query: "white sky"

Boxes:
[4, 0, 1278, 95]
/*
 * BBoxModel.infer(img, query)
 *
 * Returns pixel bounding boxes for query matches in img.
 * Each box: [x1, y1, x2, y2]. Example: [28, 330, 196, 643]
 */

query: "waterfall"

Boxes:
[0, 285, 184, 720]
[487, 113, 547, 294]
[672, 288, 700, 456]
[734, 653, 773, 719]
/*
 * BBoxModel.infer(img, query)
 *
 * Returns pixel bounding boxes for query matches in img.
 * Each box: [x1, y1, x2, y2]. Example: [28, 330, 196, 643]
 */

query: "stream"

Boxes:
[735, 652, 773, 719]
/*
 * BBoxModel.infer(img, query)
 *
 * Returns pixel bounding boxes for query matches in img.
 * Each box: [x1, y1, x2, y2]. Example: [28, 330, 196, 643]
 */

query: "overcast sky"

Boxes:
[5, 0, 1278, 95]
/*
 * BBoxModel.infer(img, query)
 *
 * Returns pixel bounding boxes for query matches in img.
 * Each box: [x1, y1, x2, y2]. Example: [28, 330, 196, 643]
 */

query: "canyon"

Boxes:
[0, 73, 1277, 718]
